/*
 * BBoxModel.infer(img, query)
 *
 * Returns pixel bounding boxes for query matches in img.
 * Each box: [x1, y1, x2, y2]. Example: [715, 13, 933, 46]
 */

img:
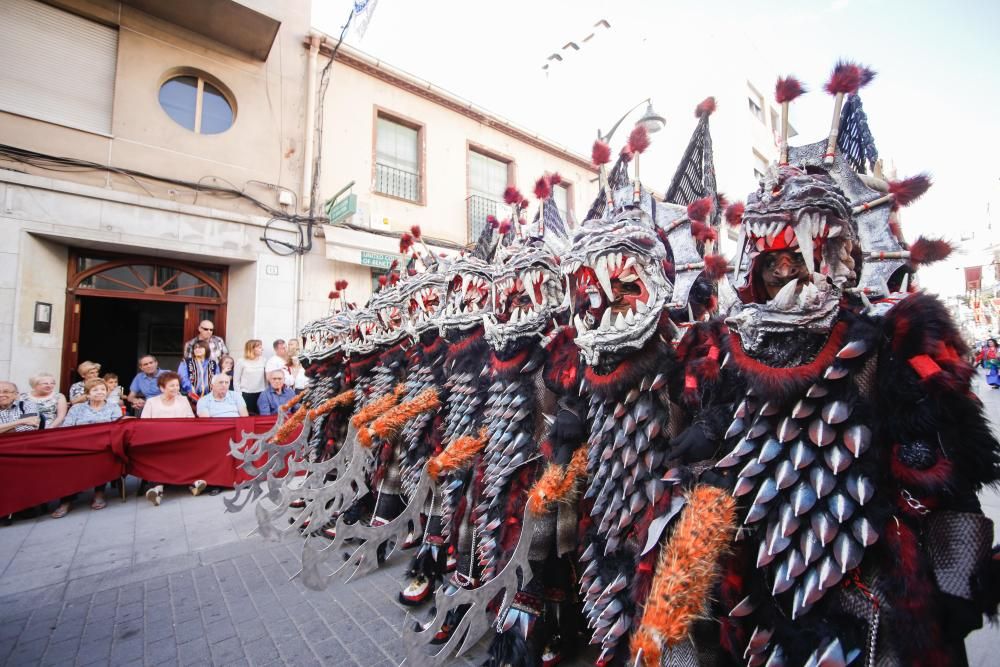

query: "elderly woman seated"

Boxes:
[197, 374, 249, 418]
[52, 377, 122, 517]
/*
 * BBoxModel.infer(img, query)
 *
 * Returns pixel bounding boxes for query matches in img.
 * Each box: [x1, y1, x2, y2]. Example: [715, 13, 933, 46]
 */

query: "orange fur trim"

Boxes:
[630, 485, 736, 666]
[358, 426, 373, 449]
[350, 385, 405, 430]
[307, 390, 354, 420]
[280, 393, 303, 412]
[269, 408, 306, 444]
[527, 447, 589, 515]
[427, 428, 487, 481]
[370, 388, 441, 440]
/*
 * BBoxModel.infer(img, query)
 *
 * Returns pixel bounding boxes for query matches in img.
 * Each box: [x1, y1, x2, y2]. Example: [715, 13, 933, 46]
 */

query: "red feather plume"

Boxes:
[328, 291, 337, 300]
[487, 215, 499, 229]
[724, 202, 745, 228]
[399, 232, 413, 253]
[703, 254, 729, 281]
[592, 139, 612, 166]
[695, 96, 717, 118]
[550, 172, 562, 186]
[335, 279, 348, 290]
[687, 196, 714, 222]
[503, 186, 523, 206]
[498, 220, 512, 235]
[775, 76, 806, 104]
[389, 273, 400, 285]
[690, 221, 717, 243]
[824, 60, 873, 95]
[410, 225, 422, 240]
[534, 175, 552, 200]
[909, 237, 953, 265]
[520, 198, 530, 210]
[627, 125, 651, 155]
[390, 259, 399, 270]
[377, 275, 388, 287]
[888, 174, 932, 207]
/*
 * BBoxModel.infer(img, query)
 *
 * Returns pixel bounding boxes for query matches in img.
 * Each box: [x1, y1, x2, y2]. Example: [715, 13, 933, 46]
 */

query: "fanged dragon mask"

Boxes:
[345, 307, 381, 356]
[564, 199, 673, 366]
[399, 269, 448, 338]
[301, 310, 357, 362]
[366, 285, 409, 349]
[437, 255, 493, 337]
[483, 243, 565, 353]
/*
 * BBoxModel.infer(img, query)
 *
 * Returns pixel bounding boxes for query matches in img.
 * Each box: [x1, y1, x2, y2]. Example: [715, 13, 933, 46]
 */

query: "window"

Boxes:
[370, 268, 389, 294]
[752, 150, 770, 182]
[374, 112, 422, 202]
[466, 147, 513, 242]
[158, 72, 235, 134]
[553, 183, 574, 227]
[748, 97, 764, 123]
[0, 0, 118, 135]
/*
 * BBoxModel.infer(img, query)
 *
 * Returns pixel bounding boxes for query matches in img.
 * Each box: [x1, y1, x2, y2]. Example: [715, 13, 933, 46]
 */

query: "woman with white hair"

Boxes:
[68, 361, 101, 405]
[22, 372, 67, 428]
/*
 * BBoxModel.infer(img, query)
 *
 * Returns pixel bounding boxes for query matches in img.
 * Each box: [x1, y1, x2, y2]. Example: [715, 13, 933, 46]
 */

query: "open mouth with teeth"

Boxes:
[373, 305, 406, 344]
[483, 262, 561, 350]
[407, 287, 442, 332]
[744, 207, 846, 274]
[438, 266, 492, 334]
[348, 316, 380, 355]
[563, 248, 668, 365]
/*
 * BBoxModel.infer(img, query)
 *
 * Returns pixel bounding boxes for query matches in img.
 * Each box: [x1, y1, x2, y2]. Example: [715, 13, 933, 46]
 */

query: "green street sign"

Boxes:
[360, 251, 400, 269]
[326, 194, 358, 223]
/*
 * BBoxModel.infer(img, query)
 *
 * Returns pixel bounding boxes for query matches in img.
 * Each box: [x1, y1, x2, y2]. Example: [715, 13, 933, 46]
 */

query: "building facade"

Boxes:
[311, 41, 598, 302]
[0, 0, 320, 389]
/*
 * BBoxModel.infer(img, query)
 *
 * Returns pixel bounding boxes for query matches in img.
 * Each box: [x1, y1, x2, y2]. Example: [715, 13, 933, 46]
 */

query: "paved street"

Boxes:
[2, 377, 1000, 666]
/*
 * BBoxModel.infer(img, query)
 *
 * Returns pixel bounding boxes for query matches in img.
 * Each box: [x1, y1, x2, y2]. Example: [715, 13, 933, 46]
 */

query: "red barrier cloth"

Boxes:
[0, 416, 277, 516]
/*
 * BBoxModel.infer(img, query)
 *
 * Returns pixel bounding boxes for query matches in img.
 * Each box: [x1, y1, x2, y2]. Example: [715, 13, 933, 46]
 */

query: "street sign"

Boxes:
[326, 194, 358, 223]
[360, 250, 400, 269]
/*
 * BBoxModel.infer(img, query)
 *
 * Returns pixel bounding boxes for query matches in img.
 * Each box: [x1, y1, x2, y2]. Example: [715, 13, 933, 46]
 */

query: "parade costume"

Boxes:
[633, 63, 1000, 667]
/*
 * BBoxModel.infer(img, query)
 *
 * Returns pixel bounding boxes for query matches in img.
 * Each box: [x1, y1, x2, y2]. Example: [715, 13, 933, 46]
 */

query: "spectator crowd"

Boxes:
[1, 321, 306, 520]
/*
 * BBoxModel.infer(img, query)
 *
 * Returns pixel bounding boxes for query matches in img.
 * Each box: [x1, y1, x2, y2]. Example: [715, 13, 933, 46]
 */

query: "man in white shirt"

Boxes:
[264, 338, 293, 387]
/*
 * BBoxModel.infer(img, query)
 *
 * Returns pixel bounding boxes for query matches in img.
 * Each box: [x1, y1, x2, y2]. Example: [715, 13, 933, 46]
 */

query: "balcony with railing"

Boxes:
[375, 163, 420, 202]
[466, 195, 513, 243]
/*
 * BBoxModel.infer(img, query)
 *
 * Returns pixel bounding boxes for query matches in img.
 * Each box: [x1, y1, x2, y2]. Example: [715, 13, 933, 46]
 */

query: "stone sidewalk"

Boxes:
[0, 485, 479, 667]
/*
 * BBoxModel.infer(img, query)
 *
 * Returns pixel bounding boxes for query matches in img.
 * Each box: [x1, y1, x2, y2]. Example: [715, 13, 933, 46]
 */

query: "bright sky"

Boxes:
[313, 0, 1000, 297]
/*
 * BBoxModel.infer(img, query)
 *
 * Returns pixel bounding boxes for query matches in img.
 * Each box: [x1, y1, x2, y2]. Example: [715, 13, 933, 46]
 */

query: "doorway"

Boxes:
[63, 250, 228, 391]
[78, 297, 186, 382]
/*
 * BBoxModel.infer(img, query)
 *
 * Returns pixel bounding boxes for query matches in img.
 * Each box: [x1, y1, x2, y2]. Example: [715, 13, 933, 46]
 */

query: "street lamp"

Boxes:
[598, 98, 666, 143]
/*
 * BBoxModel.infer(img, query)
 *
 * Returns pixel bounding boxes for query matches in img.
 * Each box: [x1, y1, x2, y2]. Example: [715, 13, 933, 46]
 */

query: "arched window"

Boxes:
[75, 258, 223, 300]
[158, 70, 235, 134]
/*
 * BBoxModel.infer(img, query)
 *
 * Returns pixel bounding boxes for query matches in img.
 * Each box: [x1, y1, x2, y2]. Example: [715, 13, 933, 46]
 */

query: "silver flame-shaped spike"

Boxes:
[804, 638, 847, 667]
[842, 424, 872, 458]
[810, 511, 839, 547]
[792, 569, 820, 620]
[800, 530, 823, 565]
[725, 418, 746, 440]
[786, 548, 807, 578]
[817, 555, 844, 590]
[823, 364, 849, 380]
[809, 466, 836, 498]
[790, 440, 816, 470]
[805, 383, 828, 398]
[846, 473, 875, 506]
[757, 437, 783, 464]
[759, 401, 780, 417]
[808, 418, 836, 447]
[767, 526, 792, 557]
[777, 417, 801, 443]
[744, 626, 774, 658]
[747, 419, 770, 440]
[729, 595, 756, 617]
[757, 539, 777, 568]
[820, 400, 850, 425]
[764, 645, 787, 667]
[772, 560, 794, 595]
[791, 399, 816, 419]
[828, 492, 857, 523]
[836, 340, 869, 360]
[778, 503, 801, 537]
[791, 481, 818, 517]
[833, 532, 863, 573]
[823, 445, 852, 475]
[734, 477, 756, 497]
[774, 460, 800, 490]
[851, 516, 879, 546]
[735, 399, 752, 419]
[739, 459, 766, 478]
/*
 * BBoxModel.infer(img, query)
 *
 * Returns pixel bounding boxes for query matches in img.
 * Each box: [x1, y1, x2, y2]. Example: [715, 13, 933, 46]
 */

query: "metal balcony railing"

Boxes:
[375, 163, 420, 202]
[466, 195, 512, 243]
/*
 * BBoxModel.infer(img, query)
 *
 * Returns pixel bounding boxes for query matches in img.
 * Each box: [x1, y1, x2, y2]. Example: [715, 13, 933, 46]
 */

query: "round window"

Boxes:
[158, 72, 235, 134]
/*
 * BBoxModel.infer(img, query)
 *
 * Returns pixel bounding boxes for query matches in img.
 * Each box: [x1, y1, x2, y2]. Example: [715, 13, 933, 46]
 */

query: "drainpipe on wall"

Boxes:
[302, 34, 322, 213]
